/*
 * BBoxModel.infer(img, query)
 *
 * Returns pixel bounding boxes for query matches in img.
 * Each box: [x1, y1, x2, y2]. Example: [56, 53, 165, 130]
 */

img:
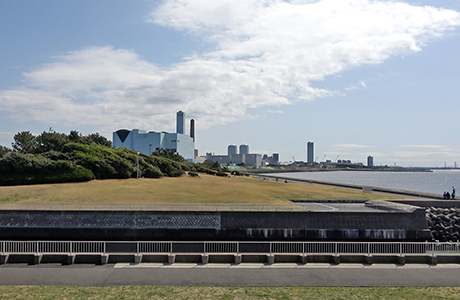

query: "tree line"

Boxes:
[0, 130, 222, 186]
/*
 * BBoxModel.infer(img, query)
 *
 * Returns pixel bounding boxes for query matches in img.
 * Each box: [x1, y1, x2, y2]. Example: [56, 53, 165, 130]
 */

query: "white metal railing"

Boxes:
[0, 241, 459, 255]
[138, 241, 171, 253]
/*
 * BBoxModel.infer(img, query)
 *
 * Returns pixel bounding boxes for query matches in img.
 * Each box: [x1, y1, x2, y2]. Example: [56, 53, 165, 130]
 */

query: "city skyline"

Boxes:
[1, 1, 460, 167]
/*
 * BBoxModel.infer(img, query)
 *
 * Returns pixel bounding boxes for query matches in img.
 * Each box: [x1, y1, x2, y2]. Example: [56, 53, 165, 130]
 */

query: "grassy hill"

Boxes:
[0, 173, 406, 207]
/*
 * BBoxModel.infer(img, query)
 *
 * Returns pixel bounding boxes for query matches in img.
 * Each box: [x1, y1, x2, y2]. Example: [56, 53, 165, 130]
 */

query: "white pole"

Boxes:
[137, 151, 140, 179]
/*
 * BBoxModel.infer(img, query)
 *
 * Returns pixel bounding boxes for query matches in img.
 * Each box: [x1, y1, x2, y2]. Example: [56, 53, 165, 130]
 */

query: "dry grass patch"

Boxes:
[0, 286, 459, 299]
[0, 174, 406, 206]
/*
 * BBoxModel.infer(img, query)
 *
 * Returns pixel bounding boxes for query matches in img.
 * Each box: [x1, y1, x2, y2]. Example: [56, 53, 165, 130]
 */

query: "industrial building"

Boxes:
[113, 111, 196, 162]
[262, 153, 280, 166]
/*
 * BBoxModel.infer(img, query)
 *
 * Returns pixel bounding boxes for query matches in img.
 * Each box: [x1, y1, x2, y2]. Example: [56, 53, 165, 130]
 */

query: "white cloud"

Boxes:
[0, 0, 459, 134]
[398, 144, 448, 149]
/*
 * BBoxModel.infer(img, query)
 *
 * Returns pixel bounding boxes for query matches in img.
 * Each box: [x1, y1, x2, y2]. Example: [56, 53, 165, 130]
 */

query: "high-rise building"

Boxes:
[228, 145, 237, 155]
[367, 156, 374, 167]
[307, 142, 314, 163]
[240, 144, 249, 155]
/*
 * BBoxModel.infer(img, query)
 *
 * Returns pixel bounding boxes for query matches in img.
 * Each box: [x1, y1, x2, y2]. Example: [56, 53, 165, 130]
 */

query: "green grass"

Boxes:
[0, 286, 459, 299]
[0, 174, 406, 206]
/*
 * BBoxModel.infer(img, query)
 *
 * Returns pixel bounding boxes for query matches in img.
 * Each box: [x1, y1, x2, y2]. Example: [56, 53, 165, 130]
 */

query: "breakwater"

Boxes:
[258, 174, 442, 199]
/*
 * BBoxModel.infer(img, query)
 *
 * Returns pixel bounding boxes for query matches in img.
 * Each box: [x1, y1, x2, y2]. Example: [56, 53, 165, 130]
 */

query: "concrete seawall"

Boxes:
[0, 208, 430, 241]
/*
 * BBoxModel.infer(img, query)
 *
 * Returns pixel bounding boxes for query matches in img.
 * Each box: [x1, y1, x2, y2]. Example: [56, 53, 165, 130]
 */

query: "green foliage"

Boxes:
[195, 165, 217, 175]
[63, 143, 128, 179]
[216, 171, 229, 177]
[0, 152, 94, 185]
[0, 145, 11, 157]
[199, 159, 221, 170]
[1, 129, 190, 185]
[12, 131, 38, 153]
[67, 130, 112, 147]
[36, 130, 70, 153]
[82, 132, 112, 147]
[151, 148, 186, 162]
[188, 171, 199, 177]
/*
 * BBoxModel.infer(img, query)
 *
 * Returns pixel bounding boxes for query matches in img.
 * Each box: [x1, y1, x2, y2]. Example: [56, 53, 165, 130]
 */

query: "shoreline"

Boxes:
[255, 173, 442, 200]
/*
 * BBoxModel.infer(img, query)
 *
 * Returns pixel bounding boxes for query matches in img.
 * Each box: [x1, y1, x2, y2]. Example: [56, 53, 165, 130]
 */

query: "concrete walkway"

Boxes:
[1, 263, 460, 286]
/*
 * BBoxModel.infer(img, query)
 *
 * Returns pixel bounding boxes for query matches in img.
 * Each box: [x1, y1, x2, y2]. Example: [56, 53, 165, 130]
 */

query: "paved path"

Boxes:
[1, 263, 460, 286]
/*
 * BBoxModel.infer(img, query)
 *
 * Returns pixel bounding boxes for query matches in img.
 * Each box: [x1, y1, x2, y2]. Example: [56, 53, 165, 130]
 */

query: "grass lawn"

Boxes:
[0, 286, 459, 299]
[0, 174, 406, 206]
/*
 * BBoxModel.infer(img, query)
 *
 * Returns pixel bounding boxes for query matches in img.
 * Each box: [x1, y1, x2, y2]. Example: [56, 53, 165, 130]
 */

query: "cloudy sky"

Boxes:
[1, 0, 460, 167]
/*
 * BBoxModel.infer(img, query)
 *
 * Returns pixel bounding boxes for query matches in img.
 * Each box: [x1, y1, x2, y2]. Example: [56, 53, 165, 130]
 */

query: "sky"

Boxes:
[1, 0, 460, 167]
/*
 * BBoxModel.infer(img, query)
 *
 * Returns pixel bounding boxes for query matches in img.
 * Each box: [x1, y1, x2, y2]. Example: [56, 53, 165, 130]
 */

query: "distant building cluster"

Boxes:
[205, 144, 279, 168]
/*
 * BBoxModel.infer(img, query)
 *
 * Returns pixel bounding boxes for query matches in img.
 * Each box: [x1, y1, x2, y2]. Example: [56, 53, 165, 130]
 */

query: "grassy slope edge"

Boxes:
[0, 174, 406, 205]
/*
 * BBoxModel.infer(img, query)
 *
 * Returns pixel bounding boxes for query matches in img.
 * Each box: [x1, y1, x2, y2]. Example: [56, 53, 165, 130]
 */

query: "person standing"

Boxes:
[453, 186, 456, 200]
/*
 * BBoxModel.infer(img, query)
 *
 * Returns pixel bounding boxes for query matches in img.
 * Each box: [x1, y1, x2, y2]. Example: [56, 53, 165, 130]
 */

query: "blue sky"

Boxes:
[1, 0, 460, 167]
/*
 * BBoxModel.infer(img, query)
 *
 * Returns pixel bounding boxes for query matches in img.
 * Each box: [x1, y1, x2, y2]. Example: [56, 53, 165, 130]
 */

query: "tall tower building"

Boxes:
[228, 145, 237, 155]
[176, 111, 185, 134]
[367, 156, 374, 167]
[239, 144, 249, 155]
[307, 142, 314, 163]
[190, 119, 195, 142]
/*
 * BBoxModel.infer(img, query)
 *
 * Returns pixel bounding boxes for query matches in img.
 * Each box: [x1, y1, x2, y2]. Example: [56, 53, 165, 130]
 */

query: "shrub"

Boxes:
[216, 171, 229, 177]
[188, 171, 199, 177]
[0, 152, 94, 185]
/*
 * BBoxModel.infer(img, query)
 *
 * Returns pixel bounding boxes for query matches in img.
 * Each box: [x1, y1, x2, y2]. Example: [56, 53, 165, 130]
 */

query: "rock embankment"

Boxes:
[426, 207, 460, 242]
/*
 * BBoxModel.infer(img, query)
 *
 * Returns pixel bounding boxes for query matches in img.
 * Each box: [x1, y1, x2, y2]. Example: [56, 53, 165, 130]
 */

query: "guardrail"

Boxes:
[1, 241, 459, 256]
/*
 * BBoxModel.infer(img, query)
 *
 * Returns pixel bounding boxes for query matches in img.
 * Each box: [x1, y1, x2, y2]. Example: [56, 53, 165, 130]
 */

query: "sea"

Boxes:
[277, 169, 460, 195]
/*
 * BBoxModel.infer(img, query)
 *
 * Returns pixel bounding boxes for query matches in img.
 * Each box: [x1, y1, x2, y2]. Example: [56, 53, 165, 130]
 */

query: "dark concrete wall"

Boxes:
[0, 209, 430, 241]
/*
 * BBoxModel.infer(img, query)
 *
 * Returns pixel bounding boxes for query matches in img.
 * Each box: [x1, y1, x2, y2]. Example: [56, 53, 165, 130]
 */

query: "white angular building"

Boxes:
[113, 111, 195, 162]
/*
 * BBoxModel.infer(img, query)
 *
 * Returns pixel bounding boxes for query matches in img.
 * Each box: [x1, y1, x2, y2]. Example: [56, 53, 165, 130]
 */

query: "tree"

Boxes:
[68, 130, 82, 143]
[36, 130, 70, 153]
[152, 148, 185, 162]
[12, 131, 38, 153]
[82, 133, 112, 147]
[0, 145, 11, 157]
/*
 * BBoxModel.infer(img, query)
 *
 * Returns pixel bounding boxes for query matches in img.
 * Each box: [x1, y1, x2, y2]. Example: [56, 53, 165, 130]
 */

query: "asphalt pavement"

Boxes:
[1, 263, 460, 286]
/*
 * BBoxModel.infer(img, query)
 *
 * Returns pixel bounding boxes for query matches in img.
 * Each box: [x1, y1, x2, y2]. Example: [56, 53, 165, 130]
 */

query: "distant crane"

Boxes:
[315, 157, 318, 163]
[292, 156, 296, 162]
[320, 154, 326, 163]
[335, 155, 340, 162]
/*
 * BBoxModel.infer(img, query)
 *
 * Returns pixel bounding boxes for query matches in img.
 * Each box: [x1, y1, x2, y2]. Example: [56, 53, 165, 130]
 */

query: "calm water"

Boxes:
[278, 170, 460, 195]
